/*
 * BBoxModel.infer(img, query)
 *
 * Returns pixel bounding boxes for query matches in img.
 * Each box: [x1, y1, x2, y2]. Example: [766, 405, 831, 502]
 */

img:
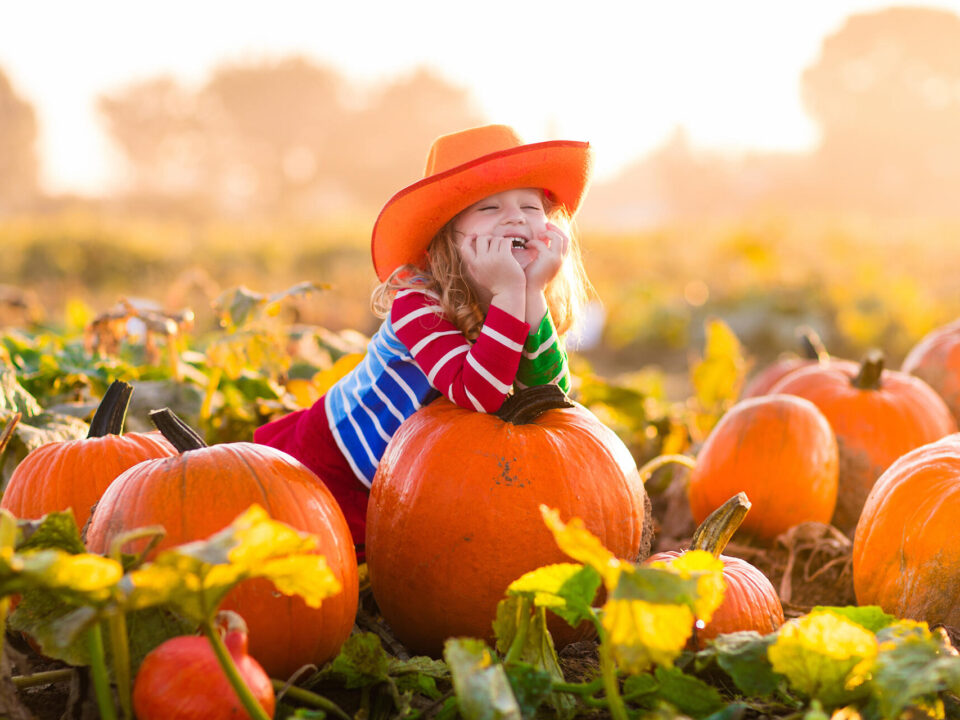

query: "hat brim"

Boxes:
[371, 140, 592, 282]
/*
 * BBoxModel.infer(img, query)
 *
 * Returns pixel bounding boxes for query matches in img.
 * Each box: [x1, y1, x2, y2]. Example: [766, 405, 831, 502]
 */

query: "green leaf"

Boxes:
[444, 638, 522, 720]
[503, 662, 552, 719]
[9, 590, 94, 666]
[330, 632, 390, 689]
[0, 368, 43, 416]
[0, 549, 122, 603]
[653, 666, 725, 718]
[16, 511, 86, 555]
[386, 654, 450, 680]
[810, 605, 897, 634]
[696, 631, 784, 697]
[506, 562, 601, 627]
[768, 610, 877, 707]
[870, 621, 960, 719]
[122, 504, 341, 623]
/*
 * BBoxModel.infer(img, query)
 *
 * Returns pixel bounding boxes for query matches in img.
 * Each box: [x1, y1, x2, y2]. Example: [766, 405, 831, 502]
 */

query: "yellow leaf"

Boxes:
[258, 555, 340, 609]
[649, 550, 726, 624]
[313, 353, 364, 395]
[768, 610, 878, 705]
[690, 319, 746, 431]
[287, 378, 321, 408]
[11, 551, 123, 604]
[602, 598, 694, 673]
[540, 506, 625, 590]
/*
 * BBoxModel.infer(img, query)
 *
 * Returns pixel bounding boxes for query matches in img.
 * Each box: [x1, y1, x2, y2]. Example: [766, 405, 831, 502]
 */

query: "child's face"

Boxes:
[452, 188, 548, 269]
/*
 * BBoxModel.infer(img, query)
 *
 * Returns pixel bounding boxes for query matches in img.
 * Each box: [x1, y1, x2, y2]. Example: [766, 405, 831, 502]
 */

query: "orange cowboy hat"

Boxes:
[371, 124, 593, 281]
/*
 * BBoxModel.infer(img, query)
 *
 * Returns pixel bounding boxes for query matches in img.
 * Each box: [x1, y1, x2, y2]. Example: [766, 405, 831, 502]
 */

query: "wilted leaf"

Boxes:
[654, 665, 726, 718]
[503, 663, 552, 719]
[16, 511, 86, 555]
[0, 549, 122, 604]
[539, 506, 625, 589]
[695, 631, 784, 697]
[768, 610, 877, 707]
[330, 632, 391, 688]
[810, 605, 896, 634]
[444, 638, 522, 720]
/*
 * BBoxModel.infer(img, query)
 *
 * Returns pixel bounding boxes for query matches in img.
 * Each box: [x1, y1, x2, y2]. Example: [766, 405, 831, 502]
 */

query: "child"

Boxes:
[254, 124, 595, 557]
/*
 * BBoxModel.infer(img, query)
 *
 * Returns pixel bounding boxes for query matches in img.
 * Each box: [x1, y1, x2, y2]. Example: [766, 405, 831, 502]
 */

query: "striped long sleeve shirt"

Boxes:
[324, 288, 570, 486]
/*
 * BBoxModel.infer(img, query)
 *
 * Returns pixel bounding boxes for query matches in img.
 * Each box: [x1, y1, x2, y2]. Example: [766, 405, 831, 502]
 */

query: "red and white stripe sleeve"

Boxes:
[391, 289, 529, 412]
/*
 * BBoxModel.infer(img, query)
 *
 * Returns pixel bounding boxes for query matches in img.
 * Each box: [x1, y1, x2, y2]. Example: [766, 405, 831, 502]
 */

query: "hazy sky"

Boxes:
[3, 0, 960, 195]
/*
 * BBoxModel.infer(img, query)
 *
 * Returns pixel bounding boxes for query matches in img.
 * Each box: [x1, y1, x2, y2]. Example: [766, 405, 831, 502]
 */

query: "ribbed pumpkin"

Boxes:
[770, 350, 957, 533]
[901, 319, 960, 425]
[84, 409, 358, 680]
[648, 493, 783, 647]
[1, 381, 176, 528]
[853, 433, 960, 627]
[687, 394, 838, 541]
[741, 327, 830, 399]
[366, 385, 651, 658]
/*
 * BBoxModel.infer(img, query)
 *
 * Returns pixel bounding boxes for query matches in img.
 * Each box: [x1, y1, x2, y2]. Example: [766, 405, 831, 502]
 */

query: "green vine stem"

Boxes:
[88, 380, 133, 438]
[690, 492, 752, 557]
[12, 668, 75, 688]
[503, 596, 533, 665]
[495, 385, 574, 425]
[597, 630, 629, 720]
[0, 510, 18, 663]
[637, 454, 696, 484]
[87, 623, 118, 720]
[148, 408, 208, 452]
[106, 527, 166, 720]
[0, 412, 21, 460]
[272, 681, 352, 720]
[201, 617, 272, 720]
[852, 349, 884, 390]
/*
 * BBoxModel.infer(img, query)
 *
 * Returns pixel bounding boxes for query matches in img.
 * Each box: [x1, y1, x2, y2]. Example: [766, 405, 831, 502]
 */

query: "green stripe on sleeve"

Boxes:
[515, 312, 570, 393]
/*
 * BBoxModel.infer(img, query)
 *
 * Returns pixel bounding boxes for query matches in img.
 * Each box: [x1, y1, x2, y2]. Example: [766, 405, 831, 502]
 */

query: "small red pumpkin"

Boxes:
[687, 394, 839, 541]
[1, 381, 176, 528]
[741, 327, 830, 399]
[649, 493, 783, 646]
[85, 409, 358, 679]
[853, 433, 960, 627]
[770, 350, 957, 532]
[366, 385, 651, 657]
[133, 611, 274, 720]
[901, 319, 960, 425]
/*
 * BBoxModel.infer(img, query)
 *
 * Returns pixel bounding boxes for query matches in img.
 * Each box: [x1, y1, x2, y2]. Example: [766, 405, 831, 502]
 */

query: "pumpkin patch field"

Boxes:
[3, 218, 960, 719]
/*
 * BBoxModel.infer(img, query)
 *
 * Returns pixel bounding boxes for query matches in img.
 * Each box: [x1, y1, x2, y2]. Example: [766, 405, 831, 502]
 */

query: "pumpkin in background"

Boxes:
[366, 385, 651, 658]
[687, 394, 838, 541]
[901, 319, 960, 425]
[741, 326, 831, 399]
[770, 350, 957, 533]
[648, 493, 783, 647]
[85, 408, 358, 680]
[853, 433, 960, 627]
[1, 381, 176, 529]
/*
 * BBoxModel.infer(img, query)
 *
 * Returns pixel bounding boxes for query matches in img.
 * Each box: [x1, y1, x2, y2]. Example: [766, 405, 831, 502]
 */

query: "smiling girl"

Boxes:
[254, 124, 595, 557]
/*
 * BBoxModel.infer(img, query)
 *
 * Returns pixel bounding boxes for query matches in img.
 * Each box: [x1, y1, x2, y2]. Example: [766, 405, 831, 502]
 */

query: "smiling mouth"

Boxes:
[508, 237, 527, 249]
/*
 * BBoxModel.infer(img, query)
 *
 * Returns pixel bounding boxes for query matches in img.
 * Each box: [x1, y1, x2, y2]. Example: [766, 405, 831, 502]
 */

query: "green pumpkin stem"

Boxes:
[148, 408, 208, 452]
[87, 380, 134, 439]
[851, 349, 884, 391]
[690, 492, 751, 557]
[495, 385, 574, 425]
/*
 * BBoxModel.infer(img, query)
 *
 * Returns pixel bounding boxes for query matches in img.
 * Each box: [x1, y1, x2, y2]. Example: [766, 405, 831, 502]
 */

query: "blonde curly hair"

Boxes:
[371, 197, 594, 342]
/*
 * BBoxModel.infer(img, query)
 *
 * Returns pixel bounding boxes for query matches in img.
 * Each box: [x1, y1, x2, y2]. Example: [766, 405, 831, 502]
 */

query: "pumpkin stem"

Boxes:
[87, 380, 133, 438]
[495, 385, 574, 425]
[851, 349, 884, 391]
[690, 492, 751, 557]
[797, 325, 829, 364]
[149, 408, 208, 452]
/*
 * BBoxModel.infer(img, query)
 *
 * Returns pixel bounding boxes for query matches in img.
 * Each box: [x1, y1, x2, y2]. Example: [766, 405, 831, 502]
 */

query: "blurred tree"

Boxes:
[0, 68, 39, 209]
[802, 7, 960, 215]
[99, 60, 483, 220]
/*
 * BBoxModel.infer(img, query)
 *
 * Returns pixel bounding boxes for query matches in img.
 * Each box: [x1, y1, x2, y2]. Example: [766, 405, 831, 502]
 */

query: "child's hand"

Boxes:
[457, 233, 526, 304]
[523, 222, 570, 291]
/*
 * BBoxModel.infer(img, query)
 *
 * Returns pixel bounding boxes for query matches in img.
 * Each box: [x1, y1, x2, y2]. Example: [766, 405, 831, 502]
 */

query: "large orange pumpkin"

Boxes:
[648, 493, 783, 647]
[687, 394, 838, 541]
[853, 433, 960, 627]
[901, 319, 960, 425]
[1, 381, 176, 528]
[366, 385, 651, 658]
[85, 408, 358, 680]
[770, 350, 957, 533]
